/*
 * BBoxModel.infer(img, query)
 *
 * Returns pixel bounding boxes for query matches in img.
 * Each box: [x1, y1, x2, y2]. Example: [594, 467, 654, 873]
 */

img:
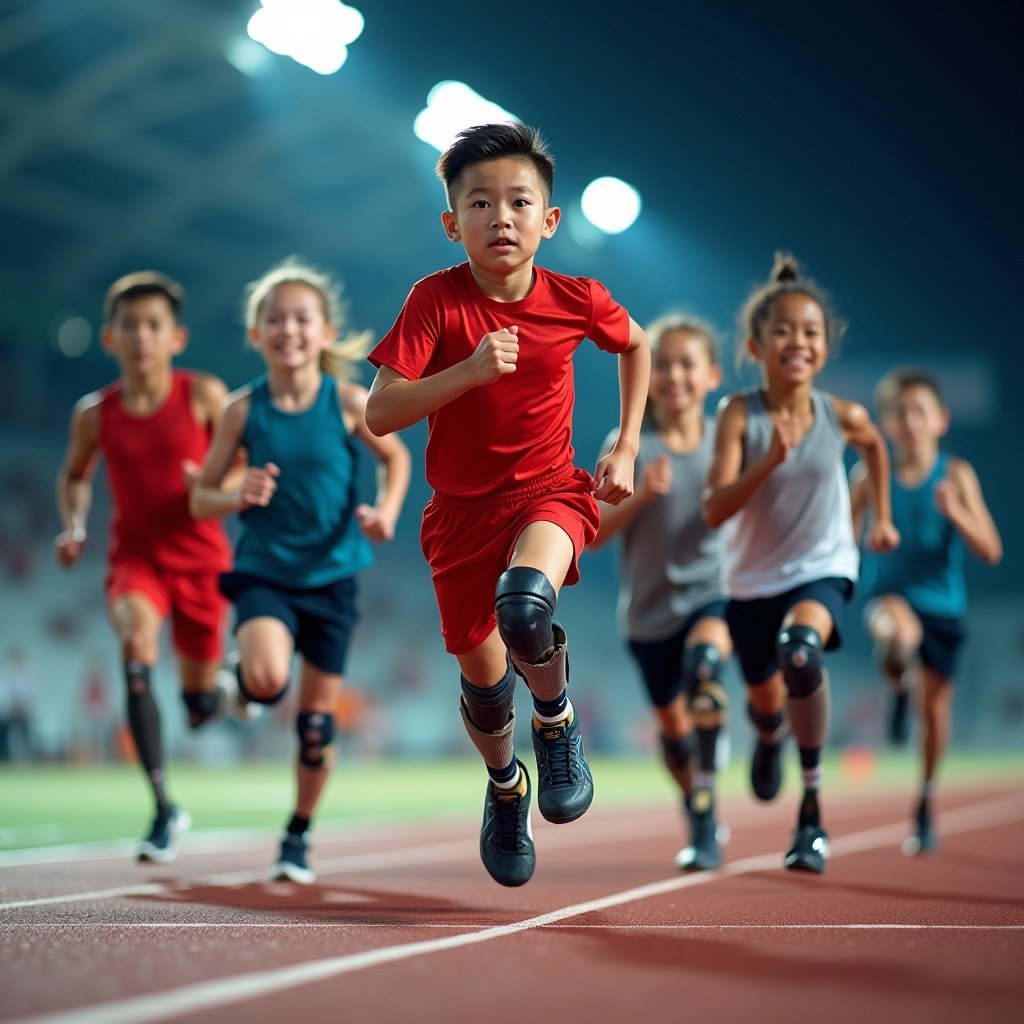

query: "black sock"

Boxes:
[287, 813, 311, 836]
[125, 661, 168, 812]
[533, 692, 569, 720]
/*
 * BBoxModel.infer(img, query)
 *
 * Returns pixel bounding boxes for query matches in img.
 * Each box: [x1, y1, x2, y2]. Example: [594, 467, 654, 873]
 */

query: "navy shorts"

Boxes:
[914, 608, 966, 680]
[219, 571, 359, 676]
[726, 577, 853, 685]
[627, 599, 728, 708]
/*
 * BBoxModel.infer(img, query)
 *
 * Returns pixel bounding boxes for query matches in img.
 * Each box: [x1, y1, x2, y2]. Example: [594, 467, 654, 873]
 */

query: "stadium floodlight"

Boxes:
[247, 0, 364, 75]
[580, 176, 642, 234]
[413, 81, 518, 153]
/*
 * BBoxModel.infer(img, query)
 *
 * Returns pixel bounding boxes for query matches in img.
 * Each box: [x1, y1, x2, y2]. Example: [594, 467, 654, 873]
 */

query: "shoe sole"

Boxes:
[270, 862, 316, 884]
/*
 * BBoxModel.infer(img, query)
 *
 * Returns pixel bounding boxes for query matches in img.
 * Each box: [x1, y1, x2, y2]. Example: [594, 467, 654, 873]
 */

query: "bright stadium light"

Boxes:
[580, 176, 642, 234]
[247, 0, 364, 75]
[413, 81, 518, 153]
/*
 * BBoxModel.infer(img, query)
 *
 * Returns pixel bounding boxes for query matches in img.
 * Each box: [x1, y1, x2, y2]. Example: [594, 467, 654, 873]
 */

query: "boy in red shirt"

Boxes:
[55, 272, 233, 863]
[366, 122, 650, 886]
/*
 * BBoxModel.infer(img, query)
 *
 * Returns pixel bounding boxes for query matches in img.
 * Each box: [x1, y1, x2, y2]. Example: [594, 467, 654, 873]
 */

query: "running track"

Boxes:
[2, 780, 1022, 1024]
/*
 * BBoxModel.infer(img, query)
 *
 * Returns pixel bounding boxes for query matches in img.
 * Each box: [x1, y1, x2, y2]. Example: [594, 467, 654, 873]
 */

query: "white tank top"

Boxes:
[721, 388, 859, 600]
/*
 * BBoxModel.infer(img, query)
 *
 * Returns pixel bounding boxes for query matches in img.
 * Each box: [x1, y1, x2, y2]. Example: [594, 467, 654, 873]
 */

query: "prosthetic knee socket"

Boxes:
[297, 711, 335, 769]
[777, 625, 824, 698]
[683, 644, 728, 728]
[495, 567, 556, 666]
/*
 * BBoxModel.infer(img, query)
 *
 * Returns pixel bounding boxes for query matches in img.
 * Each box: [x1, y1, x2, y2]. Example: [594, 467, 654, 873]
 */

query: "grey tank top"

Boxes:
[721, 388, 859, 600]
[602, 420, 724, 641]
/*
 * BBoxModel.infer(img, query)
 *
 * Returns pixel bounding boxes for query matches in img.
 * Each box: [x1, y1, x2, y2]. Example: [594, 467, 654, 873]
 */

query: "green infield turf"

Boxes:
[1, 751, 1021, 852]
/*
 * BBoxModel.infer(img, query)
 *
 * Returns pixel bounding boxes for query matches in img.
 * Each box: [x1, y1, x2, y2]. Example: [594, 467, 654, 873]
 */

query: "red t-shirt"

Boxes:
[99, 370, 231, 574]
[370, 263, 631, 497]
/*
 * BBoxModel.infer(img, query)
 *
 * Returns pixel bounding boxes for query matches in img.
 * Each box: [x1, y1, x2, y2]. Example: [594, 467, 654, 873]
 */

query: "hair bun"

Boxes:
[771, 251, 800, 283]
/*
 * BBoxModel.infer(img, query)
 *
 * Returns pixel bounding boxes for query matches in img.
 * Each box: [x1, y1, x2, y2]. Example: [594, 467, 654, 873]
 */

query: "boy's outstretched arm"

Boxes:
[54, 395, 101, 568]
[592, 318, 650, 506]
[938, 458, 1002, 565]
[365, 326, 520, 437]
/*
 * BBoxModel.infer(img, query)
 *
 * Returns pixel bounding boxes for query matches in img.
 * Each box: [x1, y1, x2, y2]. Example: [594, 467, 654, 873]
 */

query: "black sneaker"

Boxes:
[888, 689, 911, 746]
[531, 710, 594, 823]
[480, 760, 535, 887]
[750, 736, 783, 802]
[271, 832, 316, 884]
[784, 825, 830, 873]
[136, 806, 191, 863]
[675, 788, 723, 871]
[903, 800, 938, 856]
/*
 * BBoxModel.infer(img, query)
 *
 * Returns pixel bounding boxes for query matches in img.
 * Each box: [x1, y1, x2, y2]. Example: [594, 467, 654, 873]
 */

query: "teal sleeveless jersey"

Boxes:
[861, 451, 966, 617]
[233, 375, 373, 588]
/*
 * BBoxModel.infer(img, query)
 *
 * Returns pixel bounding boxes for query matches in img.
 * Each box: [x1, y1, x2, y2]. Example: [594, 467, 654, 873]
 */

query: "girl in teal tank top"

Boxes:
[191, 257, 411, 883]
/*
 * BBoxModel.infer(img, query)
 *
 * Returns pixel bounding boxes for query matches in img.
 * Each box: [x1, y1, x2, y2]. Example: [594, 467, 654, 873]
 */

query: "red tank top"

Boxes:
[99, 370, 231, 573]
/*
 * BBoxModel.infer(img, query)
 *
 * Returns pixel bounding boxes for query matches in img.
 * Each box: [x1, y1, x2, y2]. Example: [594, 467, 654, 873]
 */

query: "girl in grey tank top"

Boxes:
[593, 314, 732, 872]
[703, 254, 898, 876]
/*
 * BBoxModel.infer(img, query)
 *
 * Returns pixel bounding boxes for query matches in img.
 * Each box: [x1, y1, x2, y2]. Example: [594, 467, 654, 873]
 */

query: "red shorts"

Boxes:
[105, 558, 228, 662]
[420, 463, 600, 655]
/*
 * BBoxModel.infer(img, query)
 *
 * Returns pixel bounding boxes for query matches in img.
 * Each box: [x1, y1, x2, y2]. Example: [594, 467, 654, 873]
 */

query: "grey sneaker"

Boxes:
[784, 825, 830, 873]
[676, 788, 723, 871]
[271, 832, 316, 884]
[137, 806, 191, 863]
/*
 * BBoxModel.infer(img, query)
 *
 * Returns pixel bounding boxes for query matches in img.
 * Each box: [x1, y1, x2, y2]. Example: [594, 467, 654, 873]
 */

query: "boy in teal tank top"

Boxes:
[851, 367, 1002, 854]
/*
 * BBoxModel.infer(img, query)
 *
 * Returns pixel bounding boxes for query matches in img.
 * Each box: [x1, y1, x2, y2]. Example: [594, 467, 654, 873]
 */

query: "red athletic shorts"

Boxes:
[420, 463, 600, 655]
[105, 558, 228, 662]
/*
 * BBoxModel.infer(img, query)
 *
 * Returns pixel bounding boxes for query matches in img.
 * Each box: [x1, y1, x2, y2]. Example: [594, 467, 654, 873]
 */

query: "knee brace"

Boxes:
[495, 567, 556, 666]
[777, 625, 824, 698]
[182, 690, 221, 729]
[683, 644, 728, 728]
[296, 711, 335, 769]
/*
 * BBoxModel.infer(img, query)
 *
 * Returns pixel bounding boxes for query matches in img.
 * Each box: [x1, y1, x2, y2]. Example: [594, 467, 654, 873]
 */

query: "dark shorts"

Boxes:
[627, 600, 728, 708]
[420, 462, 600, 655]
[726, 577, 853, 685]
[914, 608, 966, 680]
[219, 571, 359, 676]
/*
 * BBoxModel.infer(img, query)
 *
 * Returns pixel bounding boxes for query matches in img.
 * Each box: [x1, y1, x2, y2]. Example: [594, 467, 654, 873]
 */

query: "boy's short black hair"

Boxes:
[874, 366, 944, 415]
[436, 122, 555, 209]
[104, 271, 185, 323]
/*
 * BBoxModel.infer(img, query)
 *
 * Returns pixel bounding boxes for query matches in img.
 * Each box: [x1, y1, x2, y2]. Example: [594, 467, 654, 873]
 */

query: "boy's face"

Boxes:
[101, 294, 186, 376]
[441, 157, 559, 275]
[882, 383, 949, 452]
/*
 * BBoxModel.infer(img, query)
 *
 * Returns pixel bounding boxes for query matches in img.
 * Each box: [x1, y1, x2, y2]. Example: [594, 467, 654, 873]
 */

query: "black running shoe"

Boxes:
[531, 710, 594, 823]
[136, 806, 191, 863]
[903, 800, 938, 856]
[889, 689, 911, 746]
[750, 736, 783, 802]
[676, 788, 723, 871]
[784, 824, 829, 873]
[271, 832, 316, 884]
[480, 761, 536, 887]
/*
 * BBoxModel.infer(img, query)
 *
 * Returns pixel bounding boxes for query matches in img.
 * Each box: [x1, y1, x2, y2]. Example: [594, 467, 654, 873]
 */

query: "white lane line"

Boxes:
[0, 815, 678, 911]
[3, 922, 1023, 931]
[5, 791, 1022, 1024]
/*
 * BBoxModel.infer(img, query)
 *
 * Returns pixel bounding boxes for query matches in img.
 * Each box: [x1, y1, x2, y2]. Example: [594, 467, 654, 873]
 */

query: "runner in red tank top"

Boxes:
[55, 271, 235, 864]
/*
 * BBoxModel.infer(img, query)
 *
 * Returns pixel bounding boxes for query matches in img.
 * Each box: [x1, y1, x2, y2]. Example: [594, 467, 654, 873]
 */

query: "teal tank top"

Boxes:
[233, 375, 373, 588]
[861, 452, 966, 617]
